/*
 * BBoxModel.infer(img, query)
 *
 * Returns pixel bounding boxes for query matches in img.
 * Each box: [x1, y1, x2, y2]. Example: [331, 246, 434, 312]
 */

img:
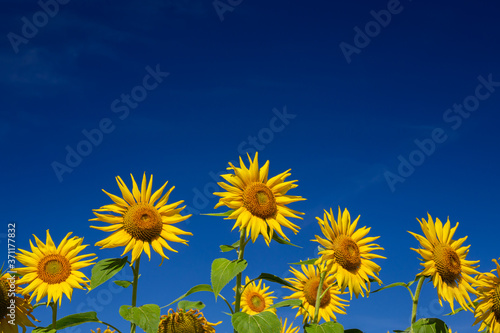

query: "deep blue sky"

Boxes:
[2, 0, 500, 332]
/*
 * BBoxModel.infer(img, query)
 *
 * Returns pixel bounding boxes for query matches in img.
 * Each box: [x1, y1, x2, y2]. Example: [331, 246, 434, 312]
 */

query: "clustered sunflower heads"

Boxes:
[214, 152, 306, 245]
[284, 263, 349, 323]
[157, 308, 221, 333]
[239, 276, 276, 315]
[90, 173, 192, 264]
[409, 213, 481, 312]
[313, 207, 385, 299]
[0, 271, 38, 333]
[16, 230, 96, 306]
[473, 258, 500, 333]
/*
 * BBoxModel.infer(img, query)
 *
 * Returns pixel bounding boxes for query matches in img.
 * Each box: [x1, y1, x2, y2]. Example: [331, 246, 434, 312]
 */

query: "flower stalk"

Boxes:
[410, 275, 426, 332]
[130, 256, 141, 333]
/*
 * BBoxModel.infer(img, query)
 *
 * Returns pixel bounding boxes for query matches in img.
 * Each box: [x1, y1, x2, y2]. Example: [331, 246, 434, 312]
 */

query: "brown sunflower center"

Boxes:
[123, 204, 163, 242]
[332, 235, 361, 272]
[493, 284, 500, 321]
[433, 244, 461, 285]
[37, 254, 71, 284]
[0, 278, 10, 318]
[303, 277, 331, 308]
[243, 183, 277, 219]
[247, 292, 266, 313]
[158, 310, 208, 333]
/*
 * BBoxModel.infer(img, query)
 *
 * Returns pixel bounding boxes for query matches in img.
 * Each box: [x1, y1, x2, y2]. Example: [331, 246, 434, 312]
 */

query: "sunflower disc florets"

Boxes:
[158, 308, 220, 333]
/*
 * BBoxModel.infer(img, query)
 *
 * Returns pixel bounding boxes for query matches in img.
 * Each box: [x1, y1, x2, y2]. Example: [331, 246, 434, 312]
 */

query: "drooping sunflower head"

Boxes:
[240, 276, 276, 315]
[0, 272, 38, 333]
[280, 317, 300, 333]
[409, 213, 481, 312]
[284, 263, 349, 323]
[16, 230, 96, 306]
[91, 326, 116, 333]
[313, 207, 385, 299]
[473, 258, 500, 333]
[213, 152, 305, 245]
[157, 308, 221, 333]
[90, 173, 192, 264]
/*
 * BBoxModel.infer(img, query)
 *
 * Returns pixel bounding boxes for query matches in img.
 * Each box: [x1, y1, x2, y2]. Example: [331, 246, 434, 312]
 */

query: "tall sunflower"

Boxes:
[0, 272, 37, 333]
[16, 230, 96, 305]
[281, 318, 300, 333]
[158, 308, 221, 333]
[313, 207, 385, 299]
[240, 276, 276, 315]
[473, 258, 500, 333]
[90, 173, 192, 264]
[408, 213, 480, 312]
[284, 263, 349, 323]
[214, 153, 305, 245]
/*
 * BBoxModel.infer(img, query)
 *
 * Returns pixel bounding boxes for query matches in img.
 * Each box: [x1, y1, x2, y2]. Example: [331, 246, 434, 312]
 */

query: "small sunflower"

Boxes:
[409, 213, 480, 312]
[214, 153, 305, 245]
[0, 272, 37, 333]
[158, 308, 221, 333]
[90, 173, 192, 264]
[240, 276, 276, 315]
[281, 318, 300, 333]
[473, 258, 500, 333]
[313, 207, 385, 299]
[16, 230, 96, 305]
[91, 326, 116, 333]
[284, 263, 348, 323]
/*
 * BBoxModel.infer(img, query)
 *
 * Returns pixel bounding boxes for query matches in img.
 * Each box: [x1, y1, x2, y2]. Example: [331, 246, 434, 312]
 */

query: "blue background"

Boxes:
[2, 0, 500, 332]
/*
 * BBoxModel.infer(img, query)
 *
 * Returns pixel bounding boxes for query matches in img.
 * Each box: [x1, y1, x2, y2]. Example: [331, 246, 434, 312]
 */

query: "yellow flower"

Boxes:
[91, 326, 116, 333]
[16, 230, 96, 305]
[313, 207, 385, 299]
[90, 173, 192, 264]
[409, 213, 480, 312]
[240, 276, 276, 315]
[281, 318, 299, 333]
[214, 153, 305, 245]
[284, 263, 349, 323]
[158, 308, 221, 333]
[473, 258, 500, 333]
[0, 272, 38, 333]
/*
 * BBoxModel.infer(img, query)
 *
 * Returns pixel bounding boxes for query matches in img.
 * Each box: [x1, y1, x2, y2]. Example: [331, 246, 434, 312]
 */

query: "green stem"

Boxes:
[131, 256, 141, 333]
[234, 228, 247, 333]
[410, 275, 426, 332]
[51, 302, 57, 331]
[312, 270, 327, 324]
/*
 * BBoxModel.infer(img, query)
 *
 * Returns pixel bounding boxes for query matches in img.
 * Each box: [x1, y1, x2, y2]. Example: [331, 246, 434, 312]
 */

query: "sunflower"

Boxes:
[91, 327, 116, 333]
[284, 263, 349, 323]
[158, 308, 221, 333]
[408, 213, 480, 312]
[313, 207, 385, 299]
[239, 276, 276, 315]
[16, 230, 96, 305]
[0, 272, 37, 333]
[473, 258, 500, 333]
[214, 153, 305, 245]
[90, 173, 192, 264]
[281, 318, 300, 333]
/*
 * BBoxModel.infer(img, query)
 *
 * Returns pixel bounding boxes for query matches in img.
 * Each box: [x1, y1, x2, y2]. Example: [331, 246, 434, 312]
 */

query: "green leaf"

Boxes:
[220, 240, 241, 252]
[32, 312, 100, 332]
[305, 322, 344, 333]
[178, 300, 205, 311]
[272, 233, 302, 247]
[211, 258, 248, 300]
[119, 304, 161, 333]
[114, 280, 132, 288]
[399, 318, 449, 333]
[165, 284, 213, 307]
[231, 311, 281, 333]
[202, 210, 235, 217]
[289, 258, 318, 265]
[268, 299, 302, 309]
[372, 282, 408, 293]
[254, 273, 296, 289]
[90, 257, 128, 290]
